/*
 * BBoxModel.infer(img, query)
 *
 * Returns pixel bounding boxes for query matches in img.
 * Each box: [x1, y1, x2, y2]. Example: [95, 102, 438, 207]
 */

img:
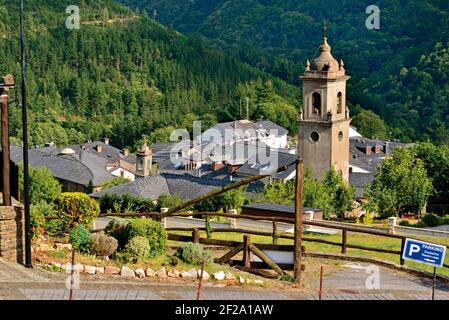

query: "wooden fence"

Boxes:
[97, 211, 449, 274]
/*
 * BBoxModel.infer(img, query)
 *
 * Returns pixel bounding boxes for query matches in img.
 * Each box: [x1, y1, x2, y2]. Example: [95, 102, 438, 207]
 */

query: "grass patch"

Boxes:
[167, 230, 449, 277]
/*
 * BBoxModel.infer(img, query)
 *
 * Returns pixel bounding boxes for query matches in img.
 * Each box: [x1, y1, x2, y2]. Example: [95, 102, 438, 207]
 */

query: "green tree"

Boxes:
[303, 169, 333, 218]
[411, 142, 449, 205]
[351, 110, 389, 140]
[323, 168, 355, 219]
[365, 147, 434, 217]
[19, 163, 62, 205]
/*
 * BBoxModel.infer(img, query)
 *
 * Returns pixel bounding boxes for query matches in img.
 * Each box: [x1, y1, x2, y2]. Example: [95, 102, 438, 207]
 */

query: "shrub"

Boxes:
[399, 220, 411, 227]
[169, 255, 181, 267]
[175, 242, 213, 266]
[125, 219, 167, 257]
[31, 201, 58, 237]
[69, 225, 91, 253]
[443, 215, 449, 225]
[156, 194, 182, 211]
[104, 218, 130, 249]
[357, 212, 373, 225]
[90, 232, 118, 259]
[413, 221, 427, 228]
[421, 213, 443, 227]
[99, 193, 154, 213]
[19, 163, 61, 205]
[124, 236, 150, 262]
[30, 203, 46, 238]
[56, 193, 100, 229]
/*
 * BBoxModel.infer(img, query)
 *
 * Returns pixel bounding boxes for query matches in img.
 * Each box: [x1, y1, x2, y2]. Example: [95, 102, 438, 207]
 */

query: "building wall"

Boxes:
[58, 179, 86, 193]
[299, 121, 332, 181]
[0, 204, 24, 263]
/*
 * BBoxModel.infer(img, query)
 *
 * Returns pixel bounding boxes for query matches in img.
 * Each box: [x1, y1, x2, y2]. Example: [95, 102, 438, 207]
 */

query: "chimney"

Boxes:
[123, 148, 129, 157]
[104, 137, 110, 145]
[96, 144, 102, 153]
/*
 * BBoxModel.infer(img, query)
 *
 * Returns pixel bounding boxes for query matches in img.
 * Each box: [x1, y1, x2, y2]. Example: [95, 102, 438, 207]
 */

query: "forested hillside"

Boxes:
[0, 0, 299, 150]
[122, 0, 449, 144]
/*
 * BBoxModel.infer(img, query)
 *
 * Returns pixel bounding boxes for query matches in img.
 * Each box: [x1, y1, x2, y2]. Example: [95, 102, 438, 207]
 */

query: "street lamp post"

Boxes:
[20, 0, 32, 268]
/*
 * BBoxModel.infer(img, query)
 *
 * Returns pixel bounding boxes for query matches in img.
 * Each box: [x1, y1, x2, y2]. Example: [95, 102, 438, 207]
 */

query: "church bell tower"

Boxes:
[299, 36, 351, 182]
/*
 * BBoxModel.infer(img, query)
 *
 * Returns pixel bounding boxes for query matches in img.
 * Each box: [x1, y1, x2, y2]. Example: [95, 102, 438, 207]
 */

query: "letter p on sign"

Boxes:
[409, 244, 421, 256]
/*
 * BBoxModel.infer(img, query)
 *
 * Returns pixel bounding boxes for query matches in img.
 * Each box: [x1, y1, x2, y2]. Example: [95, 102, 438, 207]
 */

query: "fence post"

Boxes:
[160, 207, 168, 228]
[192, 228, 200, 244]
[304, 210, 314, 232]
[229, 209, 238, 229]
[400, 238, 406, 266]
[388, 217, 397, 235]
[243, 235, 251, 268]
[272, 221, 278, 245]
[341, 229, 347, 254]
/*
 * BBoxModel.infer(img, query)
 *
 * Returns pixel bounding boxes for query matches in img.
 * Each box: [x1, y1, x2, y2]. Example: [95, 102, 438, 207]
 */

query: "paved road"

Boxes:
[1, 259, 448, 300]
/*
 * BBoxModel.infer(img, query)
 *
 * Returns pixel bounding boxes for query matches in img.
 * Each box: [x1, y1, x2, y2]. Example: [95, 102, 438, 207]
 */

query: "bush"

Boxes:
[169, 255, 181, 267]
[99, 193, 154, 213]
[175, 242, 213, 266]
[156, 194, 182, 211]
[399, 220, 411, 227]
[421, 213, 443, 227]
[443, 215, 449, 225]
[124, 236, 150, 262]
[56, 193, 100, 229]
[413, 221, 427, 228]
[69, 225, 91, 253]
[357, 212, 373, 225]
[104, 218, 130, 249]
[31, 201, 58, 237]
[90, 232, 118, 259]
[125, 219, 167, 257]
[19, 163, 62, 205]
[30, 203, 46, 238]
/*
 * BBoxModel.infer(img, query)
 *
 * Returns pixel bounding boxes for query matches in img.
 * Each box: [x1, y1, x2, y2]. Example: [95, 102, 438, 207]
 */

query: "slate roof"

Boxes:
[236, 149, 297, 177]
[10, 145, 114, 187]
[349, 137, 405, 173]
[90, 172, 237, 201]
[349, 172, 376, 198]
[200, 119, 288, 145]
[40, 141, 135, 165]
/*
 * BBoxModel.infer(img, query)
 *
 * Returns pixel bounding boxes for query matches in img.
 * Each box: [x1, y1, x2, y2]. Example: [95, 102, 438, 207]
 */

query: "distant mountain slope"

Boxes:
[0, 0, 299, 149]
[121, 0, 449, 144]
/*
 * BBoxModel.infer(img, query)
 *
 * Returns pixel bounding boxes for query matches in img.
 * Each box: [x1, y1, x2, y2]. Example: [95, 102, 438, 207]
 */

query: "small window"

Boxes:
[337, 92, 343, 114]
[137, 159, 144, 171]
[312, 92, 321, 116]
[338, 131, 343, 142]
[310, 131, 320, 143]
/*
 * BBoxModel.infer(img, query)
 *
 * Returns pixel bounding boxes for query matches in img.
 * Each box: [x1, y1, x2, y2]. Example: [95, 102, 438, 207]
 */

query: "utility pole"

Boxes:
[245, 97, 250, 120]
[20, 0, 32, 268]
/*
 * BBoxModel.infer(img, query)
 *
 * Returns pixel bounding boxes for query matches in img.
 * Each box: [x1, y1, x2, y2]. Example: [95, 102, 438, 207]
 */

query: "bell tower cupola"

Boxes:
[299, 34, 351, 182]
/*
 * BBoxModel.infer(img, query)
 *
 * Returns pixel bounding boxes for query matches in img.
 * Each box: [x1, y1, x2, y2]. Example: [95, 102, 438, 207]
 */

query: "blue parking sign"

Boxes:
[402, 239, 447, 267]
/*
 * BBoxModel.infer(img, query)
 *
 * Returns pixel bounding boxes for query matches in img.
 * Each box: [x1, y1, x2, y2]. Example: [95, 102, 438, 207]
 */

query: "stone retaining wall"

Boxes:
[0, 204, 24, 263]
